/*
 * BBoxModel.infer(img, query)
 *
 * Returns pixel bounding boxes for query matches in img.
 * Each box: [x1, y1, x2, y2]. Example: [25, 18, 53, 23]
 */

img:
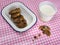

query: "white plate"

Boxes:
[2, 2, 37, 32]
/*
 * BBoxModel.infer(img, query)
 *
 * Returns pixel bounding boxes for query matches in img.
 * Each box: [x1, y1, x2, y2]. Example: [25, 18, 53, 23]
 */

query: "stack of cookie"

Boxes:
[9, 8, 27, 28]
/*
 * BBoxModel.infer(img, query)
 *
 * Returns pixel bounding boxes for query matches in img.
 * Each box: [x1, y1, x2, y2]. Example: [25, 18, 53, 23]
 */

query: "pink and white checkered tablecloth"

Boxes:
[0, 0, 60, 45]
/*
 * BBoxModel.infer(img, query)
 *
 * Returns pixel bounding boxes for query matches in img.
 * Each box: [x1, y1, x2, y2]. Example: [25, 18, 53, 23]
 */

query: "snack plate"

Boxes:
[2, 2, 37, 32]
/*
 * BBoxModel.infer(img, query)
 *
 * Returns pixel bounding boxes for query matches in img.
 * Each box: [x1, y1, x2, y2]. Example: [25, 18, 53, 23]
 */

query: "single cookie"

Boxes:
[16, 20, 27, 28]
[9, 8, 21, 15]
[39, 25, 51, 36]
[11, 12, 20, 18]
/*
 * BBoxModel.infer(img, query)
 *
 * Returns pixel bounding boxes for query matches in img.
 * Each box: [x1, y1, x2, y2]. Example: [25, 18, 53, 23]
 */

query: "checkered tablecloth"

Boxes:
[0, 0, 60, 45]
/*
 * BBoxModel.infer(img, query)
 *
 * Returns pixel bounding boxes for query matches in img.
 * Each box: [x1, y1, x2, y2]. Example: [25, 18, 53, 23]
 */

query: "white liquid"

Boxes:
[40, 5, 56, 16]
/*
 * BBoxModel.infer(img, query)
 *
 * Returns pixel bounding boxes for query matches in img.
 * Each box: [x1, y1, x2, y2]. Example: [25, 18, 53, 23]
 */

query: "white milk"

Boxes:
[39, 1, 57, 22]
[40, 5, 56, 16]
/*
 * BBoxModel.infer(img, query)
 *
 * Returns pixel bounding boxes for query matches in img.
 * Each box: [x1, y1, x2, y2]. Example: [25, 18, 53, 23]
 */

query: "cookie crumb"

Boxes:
[32, 40, 34, 41]
[34, 36, 37, 39]
[38, 34, 41, 36]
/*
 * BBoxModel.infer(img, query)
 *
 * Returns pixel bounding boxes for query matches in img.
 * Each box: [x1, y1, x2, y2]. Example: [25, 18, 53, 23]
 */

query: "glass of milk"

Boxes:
[39, 1, 57, 22]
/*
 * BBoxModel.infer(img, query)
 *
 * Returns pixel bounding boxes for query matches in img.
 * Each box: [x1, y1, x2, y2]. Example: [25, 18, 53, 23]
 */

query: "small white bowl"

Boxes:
[2, 2, 37, 32]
